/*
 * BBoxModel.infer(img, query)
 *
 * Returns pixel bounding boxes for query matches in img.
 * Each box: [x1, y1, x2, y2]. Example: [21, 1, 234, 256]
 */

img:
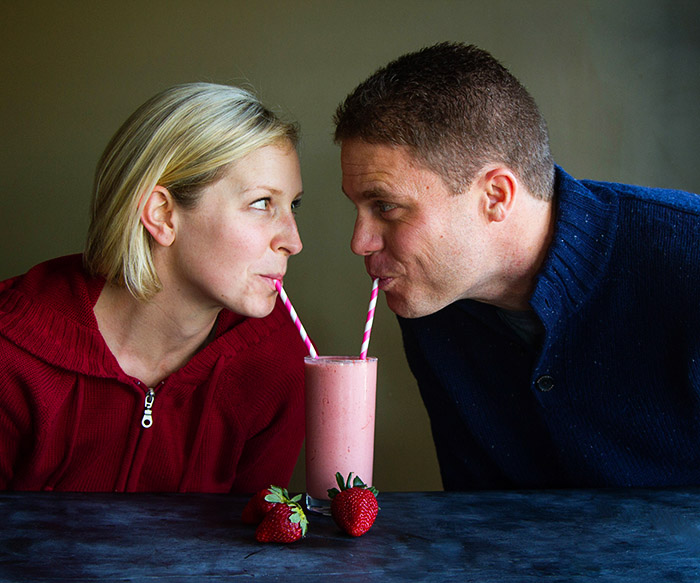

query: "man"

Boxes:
[334, 42, 700, 490]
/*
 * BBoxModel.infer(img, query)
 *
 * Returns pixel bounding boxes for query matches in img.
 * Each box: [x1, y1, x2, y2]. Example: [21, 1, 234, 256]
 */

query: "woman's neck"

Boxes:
[94, 282, 220, 386]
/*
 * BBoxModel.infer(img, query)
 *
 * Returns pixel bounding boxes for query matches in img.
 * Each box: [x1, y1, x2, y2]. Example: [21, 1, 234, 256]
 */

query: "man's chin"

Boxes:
[386, 293, 442, 319]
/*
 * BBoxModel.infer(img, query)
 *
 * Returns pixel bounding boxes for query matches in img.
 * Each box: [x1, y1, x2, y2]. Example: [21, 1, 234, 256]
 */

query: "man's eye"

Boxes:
[377, 201, 398, 213]
[291, 198, 302, 212]
[251, 198, 270, 210]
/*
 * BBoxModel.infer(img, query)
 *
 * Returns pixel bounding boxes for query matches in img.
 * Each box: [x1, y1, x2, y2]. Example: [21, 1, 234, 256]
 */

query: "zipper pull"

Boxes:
[141, 388, 155, 428]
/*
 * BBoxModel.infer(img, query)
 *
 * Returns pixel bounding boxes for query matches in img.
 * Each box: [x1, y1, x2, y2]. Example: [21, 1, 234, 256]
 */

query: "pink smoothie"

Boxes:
[304, 356, 377, 503]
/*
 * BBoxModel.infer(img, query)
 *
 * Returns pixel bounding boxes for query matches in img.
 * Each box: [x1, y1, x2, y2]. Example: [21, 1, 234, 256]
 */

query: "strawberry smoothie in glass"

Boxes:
[304, 356, 378, 514]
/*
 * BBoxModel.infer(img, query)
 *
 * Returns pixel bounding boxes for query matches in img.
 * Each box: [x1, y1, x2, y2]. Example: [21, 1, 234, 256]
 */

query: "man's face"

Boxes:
[341, 139, 497, 318]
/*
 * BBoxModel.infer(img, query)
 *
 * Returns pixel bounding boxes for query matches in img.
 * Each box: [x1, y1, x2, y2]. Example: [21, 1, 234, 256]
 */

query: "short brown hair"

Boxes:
[334, 42, 554, 199]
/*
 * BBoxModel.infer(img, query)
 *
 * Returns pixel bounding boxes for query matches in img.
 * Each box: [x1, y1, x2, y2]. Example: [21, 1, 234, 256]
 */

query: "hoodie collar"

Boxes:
[0, 254, 289, 384]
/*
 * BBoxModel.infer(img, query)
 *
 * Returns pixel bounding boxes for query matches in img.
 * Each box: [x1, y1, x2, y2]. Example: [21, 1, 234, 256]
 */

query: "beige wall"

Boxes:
[1, 1, 698, 492]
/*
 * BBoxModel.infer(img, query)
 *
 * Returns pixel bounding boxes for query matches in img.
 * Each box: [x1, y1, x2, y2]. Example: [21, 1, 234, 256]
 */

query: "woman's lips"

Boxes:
[262, 275, 284, 291]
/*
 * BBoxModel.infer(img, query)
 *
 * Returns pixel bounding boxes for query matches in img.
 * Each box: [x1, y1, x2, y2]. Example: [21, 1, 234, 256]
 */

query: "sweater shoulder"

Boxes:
[0, 254, 102, 328]
[578, 177, 700, 216]
[0, 254, 116, 376]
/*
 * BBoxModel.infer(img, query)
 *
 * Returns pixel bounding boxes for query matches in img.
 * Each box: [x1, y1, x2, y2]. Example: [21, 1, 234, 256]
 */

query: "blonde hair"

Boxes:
[84, 83, 298, 300]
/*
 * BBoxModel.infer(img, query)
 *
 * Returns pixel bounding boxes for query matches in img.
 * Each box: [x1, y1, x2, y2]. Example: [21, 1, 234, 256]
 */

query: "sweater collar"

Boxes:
[529, 166, 619, 328]
[0, 254, 289, 383]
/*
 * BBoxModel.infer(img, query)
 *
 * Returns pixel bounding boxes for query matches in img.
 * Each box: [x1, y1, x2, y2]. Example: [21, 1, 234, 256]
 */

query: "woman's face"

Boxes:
[167, 143, 303, 318]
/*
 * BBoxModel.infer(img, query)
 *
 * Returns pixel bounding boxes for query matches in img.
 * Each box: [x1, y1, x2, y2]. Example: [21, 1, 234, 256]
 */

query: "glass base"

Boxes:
[305, 493, 331, 515]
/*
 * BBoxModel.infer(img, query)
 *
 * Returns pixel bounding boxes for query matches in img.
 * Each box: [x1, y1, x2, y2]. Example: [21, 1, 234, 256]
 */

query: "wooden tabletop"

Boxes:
[2, 488, 700, 581]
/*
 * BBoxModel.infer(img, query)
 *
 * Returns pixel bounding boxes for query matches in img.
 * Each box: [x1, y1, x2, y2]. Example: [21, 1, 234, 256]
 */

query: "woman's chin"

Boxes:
[240, 299, 276, 319]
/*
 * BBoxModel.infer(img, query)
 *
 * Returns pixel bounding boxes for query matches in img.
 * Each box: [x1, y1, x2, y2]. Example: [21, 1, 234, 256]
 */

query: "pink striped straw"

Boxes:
[275, 280, 318, 358]
[360, 278, 379, 360]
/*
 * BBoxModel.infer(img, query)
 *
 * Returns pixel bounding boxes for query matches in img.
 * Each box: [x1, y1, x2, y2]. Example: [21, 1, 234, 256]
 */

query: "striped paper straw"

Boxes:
[275, 280, 318, 358]
[360, 278, 379, 360]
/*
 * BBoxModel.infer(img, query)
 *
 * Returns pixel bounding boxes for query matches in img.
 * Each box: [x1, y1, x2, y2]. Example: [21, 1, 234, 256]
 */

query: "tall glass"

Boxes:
[304, 356, 377, 514]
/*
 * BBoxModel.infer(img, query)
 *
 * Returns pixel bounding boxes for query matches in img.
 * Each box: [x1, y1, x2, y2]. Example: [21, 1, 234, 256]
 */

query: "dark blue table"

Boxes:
[2, 488, 700, 581]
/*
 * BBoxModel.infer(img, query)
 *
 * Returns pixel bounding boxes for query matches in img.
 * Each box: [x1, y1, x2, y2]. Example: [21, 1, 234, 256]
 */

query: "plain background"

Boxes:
[1, 1, 698, 493]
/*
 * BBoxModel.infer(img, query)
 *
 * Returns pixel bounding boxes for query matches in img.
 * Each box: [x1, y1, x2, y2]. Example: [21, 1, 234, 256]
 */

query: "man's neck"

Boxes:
[489, 195, 556, 311]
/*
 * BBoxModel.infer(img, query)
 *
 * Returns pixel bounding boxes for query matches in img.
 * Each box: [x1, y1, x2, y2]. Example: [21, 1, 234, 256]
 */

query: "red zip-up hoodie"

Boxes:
[0, 255, 307, 493]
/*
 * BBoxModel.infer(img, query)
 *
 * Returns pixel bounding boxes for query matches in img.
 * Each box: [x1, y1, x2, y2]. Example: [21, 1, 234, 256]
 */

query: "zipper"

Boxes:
[141, 388, 156, 428]
[116, 383, 159, 491]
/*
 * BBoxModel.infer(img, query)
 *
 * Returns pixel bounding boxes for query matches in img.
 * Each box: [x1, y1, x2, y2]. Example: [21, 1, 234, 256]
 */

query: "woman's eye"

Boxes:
[251, 198, 270, 210]
[291, 198, 302, 213]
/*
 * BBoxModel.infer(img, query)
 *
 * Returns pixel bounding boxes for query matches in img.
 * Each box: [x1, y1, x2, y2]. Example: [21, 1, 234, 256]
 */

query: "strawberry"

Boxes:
[255, 499, 308, 543]
[241, 486, 289, 524]
[328, 472, 379, 537]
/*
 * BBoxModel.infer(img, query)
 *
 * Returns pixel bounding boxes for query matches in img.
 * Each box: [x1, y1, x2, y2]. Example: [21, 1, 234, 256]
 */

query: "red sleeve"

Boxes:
[0, 342, 32, 489]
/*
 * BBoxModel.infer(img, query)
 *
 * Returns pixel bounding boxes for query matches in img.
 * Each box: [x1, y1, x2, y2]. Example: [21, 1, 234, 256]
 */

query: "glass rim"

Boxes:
[304, 355, 378, 364]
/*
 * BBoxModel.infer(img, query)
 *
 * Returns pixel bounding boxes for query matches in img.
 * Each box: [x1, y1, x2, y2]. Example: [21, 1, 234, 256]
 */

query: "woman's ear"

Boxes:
[483, 168, 517, 223]
[140, 186, 176, 247]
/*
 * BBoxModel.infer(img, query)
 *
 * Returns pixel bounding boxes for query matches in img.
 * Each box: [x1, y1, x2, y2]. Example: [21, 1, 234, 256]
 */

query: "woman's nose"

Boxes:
[276, 215, 303, 256]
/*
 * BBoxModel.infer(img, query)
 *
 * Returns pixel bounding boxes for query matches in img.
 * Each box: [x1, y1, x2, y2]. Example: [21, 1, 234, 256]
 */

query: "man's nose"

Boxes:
[350, 215, 382, 256]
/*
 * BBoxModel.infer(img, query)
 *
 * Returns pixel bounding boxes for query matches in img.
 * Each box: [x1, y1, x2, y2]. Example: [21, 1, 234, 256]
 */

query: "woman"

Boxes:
[0, 83, 308, 493]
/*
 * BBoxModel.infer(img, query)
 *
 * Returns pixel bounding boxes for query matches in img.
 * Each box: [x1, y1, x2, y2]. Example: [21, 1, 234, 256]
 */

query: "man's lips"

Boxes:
[365, 258, 399, 290]
[377, 277, 393, 291]
[369, 274, 395, 290]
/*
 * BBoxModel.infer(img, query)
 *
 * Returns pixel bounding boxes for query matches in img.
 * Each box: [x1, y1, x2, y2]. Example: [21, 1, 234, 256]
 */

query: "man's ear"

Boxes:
[140, 186, 176, 247]
[483, 168, 517, 223]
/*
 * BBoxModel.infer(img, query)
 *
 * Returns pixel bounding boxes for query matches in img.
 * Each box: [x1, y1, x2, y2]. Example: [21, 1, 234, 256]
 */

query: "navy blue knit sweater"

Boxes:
[399, 167, 700, 490]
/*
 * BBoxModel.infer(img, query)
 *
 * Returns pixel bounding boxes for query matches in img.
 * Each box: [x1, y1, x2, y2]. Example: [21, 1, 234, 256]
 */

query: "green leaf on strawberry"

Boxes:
[243, 485, 302, 525]
[262, 485, 294, 504]
[328, 471, 378, 498]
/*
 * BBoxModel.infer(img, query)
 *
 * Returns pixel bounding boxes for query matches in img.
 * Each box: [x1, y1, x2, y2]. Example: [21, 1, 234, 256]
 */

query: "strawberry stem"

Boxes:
[327, 472, 378, 499]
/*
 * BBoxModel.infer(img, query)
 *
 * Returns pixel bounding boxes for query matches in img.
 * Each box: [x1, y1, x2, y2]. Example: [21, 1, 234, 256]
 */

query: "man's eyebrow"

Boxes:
[342, 186, 396, 200]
